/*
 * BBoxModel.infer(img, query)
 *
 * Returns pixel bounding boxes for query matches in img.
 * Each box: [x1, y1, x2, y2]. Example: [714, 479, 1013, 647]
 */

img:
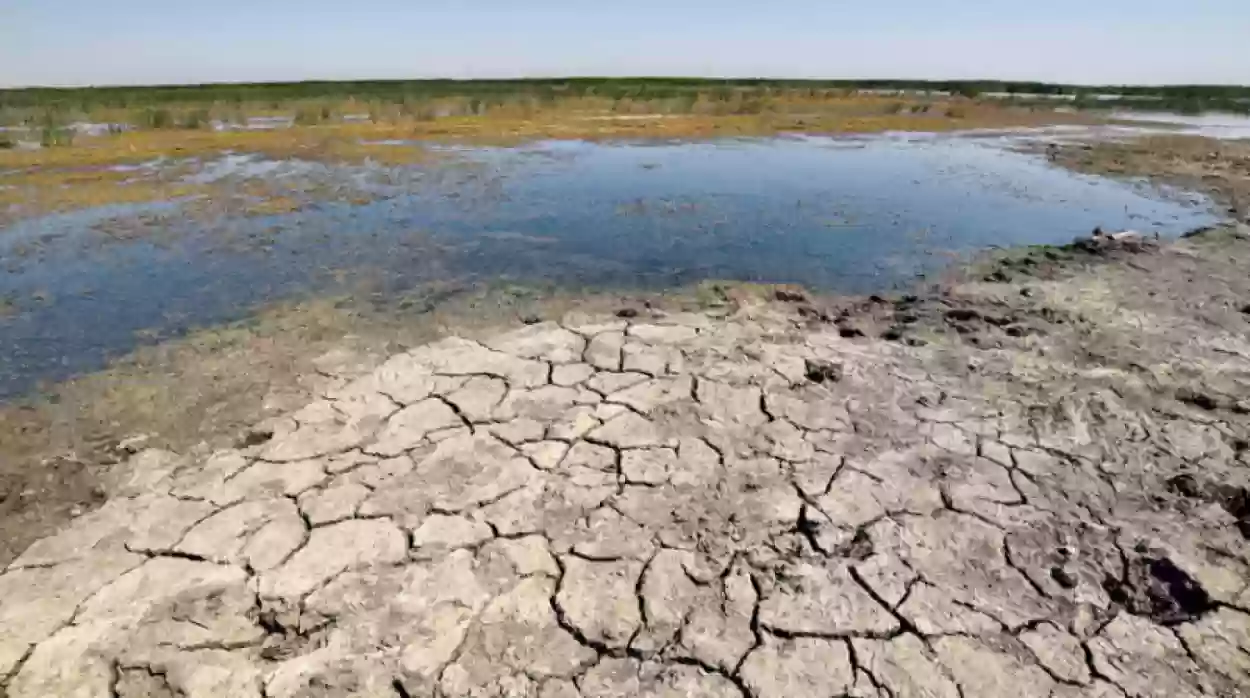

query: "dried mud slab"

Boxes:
[3, 227, 1250, 697]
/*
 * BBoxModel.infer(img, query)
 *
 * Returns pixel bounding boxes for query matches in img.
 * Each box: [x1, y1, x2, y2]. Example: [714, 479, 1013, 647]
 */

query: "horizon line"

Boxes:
[4, 75, 1250, 92]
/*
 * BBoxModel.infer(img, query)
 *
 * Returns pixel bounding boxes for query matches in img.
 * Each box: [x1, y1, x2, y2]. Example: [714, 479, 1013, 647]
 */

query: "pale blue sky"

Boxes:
[2, 1, 1247, 88]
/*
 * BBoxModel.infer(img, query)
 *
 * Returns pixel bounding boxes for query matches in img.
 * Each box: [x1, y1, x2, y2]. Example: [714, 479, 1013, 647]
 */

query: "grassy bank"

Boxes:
[0, 89, 1093, 141]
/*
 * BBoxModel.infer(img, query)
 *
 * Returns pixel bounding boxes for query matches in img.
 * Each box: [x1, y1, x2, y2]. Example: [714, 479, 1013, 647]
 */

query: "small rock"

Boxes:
[804, 359, 844, 384]
[236, 427, 274, 448]
[796, 305, 830, 322]
[115, 434, 152, 454]
[1212, 485, 1250, 540]
[836, 529, 874, 561]
[1176, 387, 1221, 411]
[1104, 553, 1214, 625]
[945, 308, 981, 322]
[1050, 566, 1078, 590]
[1181, 225, 1219, 239]
[1166, 474, 1204, 499]
[520, 314, 542, 325]
[615, 308, 639, 318]
[1078, 229, 1157, 252]
[774, 287, 808, 303]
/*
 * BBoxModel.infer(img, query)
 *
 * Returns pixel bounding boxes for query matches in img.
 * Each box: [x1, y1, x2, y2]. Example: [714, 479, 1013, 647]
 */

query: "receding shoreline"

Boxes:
[0, 125, 1245, 569]
[2, 221, 1249, 696]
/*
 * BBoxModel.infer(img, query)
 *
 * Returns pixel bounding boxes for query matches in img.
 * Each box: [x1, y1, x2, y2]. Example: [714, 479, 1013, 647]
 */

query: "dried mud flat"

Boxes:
[3, 224, 1250, 697]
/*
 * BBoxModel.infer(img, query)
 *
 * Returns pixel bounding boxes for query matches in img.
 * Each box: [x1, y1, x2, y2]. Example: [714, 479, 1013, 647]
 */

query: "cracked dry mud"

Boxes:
[4, 229, 1250, 698]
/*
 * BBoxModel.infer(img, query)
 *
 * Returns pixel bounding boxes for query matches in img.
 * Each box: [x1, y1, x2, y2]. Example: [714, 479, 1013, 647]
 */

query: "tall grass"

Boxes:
[0, 81, 1115, 139]
[134, 106, 213, 129]
[39, 126, 75, 147]
[294, 103, 337, 125]
[3, 79, 1248, 127]
[180, 108, 211, 129]
[138, 107, 175, 129]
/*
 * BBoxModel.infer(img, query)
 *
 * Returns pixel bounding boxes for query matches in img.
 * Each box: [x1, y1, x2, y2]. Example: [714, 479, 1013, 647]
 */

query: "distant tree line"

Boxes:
[2, 78, 1246, 115]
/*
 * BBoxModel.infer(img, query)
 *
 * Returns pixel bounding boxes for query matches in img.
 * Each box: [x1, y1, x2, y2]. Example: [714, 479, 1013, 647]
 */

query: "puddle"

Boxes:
[184, 154, 329, 184]
[1109, 112, 1250, 140]
[962, 112, 1250, 146]
[0, 134, 1218, 398]
[212, 116, 297, 131]
[107, 158, 169, 174]
[69, 122, 129, 136]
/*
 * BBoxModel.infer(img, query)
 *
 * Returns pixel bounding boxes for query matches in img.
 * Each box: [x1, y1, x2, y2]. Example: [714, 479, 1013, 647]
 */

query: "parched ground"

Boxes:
[2, 228, 1250, 697]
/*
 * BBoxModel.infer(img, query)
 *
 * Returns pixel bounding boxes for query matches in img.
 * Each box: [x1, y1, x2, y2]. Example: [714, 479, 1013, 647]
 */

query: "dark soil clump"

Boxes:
[804, 359, 845, 384]
[1105, 553, 1214, 626]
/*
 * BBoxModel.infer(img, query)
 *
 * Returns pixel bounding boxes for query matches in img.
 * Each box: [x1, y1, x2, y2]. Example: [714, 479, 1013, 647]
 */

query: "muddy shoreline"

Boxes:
[1043, 134, 1250, 220]
[0, 131, 1245, 567]
[2, 224, 1249, 696]
[0, 134, 1217, 401]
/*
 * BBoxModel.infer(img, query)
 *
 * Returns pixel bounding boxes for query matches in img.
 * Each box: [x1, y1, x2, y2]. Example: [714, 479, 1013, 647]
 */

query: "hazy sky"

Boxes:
[2, 1, 1247, 88]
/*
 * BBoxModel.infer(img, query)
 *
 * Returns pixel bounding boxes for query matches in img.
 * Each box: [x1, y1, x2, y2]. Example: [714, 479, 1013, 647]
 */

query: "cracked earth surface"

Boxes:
[4, 229, 1250, 697]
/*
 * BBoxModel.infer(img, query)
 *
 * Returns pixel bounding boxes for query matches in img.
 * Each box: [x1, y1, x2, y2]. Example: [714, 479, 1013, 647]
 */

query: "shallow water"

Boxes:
[0, 135, 1218, 398]
[1109, 111, 1250, 140]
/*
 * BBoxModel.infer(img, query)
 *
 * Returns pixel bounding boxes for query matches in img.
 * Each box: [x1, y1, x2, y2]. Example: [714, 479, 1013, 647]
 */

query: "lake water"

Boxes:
[1109, 111, 1250, 140]
[0, 134, 1218, 398]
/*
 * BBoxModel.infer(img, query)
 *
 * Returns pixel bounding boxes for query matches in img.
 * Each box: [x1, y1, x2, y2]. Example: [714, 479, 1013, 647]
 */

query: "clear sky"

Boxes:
[2, 1, 1247, 88]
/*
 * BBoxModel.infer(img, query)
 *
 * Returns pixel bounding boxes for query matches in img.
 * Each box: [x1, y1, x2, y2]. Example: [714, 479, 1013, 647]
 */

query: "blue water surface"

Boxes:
[0, 135, 1218, 398]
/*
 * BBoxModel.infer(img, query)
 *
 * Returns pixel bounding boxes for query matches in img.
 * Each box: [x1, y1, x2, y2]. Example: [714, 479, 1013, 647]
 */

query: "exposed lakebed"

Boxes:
[0, 134, 1218, 398]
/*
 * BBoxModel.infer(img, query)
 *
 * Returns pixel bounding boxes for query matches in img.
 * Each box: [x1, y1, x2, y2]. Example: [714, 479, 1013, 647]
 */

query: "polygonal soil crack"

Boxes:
[115, 664, 180, 698]
[253, 602, 336, 662]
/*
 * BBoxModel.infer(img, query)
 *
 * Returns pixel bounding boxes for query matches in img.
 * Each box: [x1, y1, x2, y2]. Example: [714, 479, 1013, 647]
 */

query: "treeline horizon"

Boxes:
[3, 77, 1248, 115]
